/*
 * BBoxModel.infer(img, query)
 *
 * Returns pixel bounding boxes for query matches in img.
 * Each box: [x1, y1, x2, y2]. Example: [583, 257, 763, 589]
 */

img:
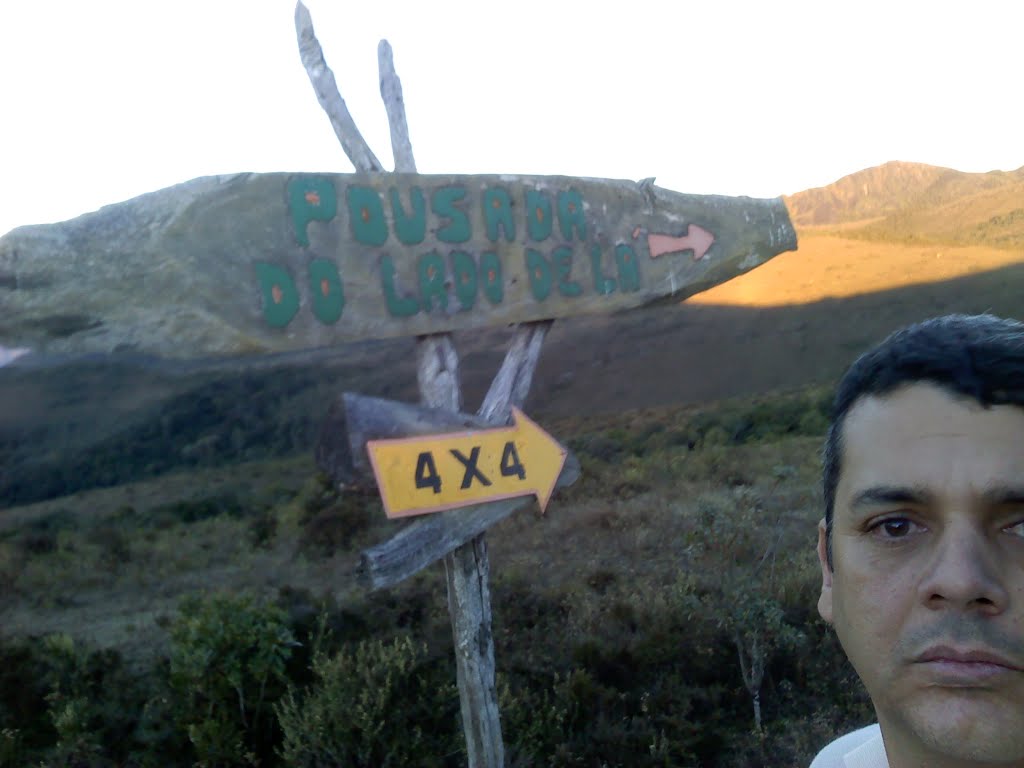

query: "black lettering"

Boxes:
[450, 446, 491, 489]
[500, 441, 526, 480]
[415, 451, 441, 494]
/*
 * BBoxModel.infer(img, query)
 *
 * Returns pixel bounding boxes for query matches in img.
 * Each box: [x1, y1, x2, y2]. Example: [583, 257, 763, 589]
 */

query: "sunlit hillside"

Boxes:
[692, 161, 1024, 308]
[784, 160, 1024, 234]
[689, 233, 1024, 307]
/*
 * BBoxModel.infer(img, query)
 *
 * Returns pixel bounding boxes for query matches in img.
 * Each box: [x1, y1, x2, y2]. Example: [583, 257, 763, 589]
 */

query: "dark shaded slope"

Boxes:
[4, 262, 1024, 507]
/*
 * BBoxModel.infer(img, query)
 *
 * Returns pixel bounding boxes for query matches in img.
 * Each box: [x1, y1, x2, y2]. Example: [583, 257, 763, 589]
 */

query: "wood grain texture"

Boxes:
[378, 40, 416, 174]
[376, 27, 503, 765]
[357, 456, 577, 590]
[294, 1, 382, 172]
[445, 535, 503, 768]
[0, 173, 797, 359]
[478, 321, 551, 422]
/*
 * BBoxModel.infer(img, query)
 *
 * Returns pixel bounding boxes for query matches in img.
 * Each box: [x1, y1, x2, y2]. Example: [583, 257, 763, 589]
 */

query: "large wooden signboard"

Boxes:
[258, 173, 796, 340]
[0, 173, 796, 359]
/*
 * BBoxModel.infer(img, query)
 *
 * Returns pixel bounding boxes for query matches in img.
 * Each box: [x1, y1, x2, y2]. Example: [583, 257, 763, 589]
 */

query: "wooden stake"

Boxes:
[294, 2, 383, 173]
[295, 8, 563, 764]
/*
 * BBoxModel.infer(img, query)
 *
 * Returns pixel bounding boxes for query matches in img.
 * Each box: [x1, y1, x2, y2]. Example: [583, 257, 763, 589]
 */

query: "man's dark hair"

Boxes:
[822, 313, 1024, 569]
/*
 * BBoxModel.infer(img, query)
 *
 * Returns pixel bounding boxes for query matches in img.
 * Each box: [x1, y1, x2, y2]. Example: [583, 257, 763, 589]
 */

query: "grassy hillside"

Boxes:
[0, 387, 864, 767]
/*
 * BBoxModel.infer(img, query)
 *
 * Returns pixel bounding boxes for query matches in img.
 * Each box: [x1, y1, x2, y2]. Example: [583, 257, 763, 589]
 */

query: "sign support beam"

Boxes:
[297, 6, 512, 764]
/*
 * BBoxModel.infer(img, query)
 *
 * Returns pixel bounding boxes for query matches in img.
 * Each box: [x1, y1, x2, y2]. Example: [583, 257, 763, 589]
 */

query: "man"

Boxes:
[810, 313, 1024, 768]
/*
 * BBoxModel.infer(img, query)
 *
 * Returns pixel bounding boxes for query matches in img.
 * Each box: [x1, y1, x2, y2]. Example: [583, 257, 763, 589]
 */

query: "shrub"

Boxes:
[276, 624, 460, 767]
[169, 592, 297, 767]
[153, 494, 246, 526]
[296, 492, 376, 558]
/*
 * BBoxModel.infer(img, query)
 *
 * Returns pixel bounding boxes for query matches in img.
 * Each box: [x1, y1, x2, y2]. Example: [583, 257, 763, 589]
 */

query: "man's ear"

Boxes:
[816, 518, 834, 624]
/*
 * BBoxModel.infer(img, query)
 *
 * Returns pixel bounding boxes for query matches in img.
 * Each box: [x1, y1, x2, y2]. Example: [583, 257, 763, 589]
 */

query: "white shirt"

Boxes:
[809, 723, 888, 768]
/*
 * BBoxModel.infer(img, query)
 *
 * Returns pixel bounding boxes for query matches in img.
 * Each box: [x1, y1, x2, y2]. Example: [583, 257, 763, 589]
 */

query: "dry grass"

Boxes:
[690, 232, 1024, 308]
[0, 402, 828, 666]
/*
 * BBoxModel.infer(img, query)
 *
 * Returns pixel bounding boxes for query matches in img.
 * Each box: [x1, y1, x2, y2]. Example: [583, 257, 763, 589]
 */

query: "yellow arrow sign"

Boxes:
[366, 407, 567, 519]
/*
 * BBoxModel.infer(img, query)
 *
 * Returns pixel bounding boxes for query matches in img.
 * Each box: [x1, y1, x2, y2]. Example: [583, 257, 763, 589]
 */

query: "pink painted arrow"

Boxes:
[646, 224, 716, 261]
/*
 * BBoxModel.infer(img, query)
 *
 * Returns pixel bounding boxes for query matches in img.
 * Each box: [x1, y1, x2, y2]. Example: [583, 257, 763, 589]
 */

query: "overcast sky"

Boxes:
[1, 0, 1022, 237]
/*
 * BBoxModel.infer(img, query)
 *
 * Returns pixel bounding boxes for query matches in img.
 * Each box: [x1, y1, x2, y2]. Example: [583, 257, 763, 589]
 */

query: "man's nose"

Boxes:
[917, 525, 1008, 614]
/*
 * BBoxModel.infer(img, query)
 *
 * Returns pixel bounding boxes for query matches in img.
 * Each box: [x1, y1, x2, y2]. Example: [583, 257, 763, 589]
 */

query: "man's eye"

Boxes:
[869, 517, 919, 539]
[1004, 520, 1024, 538]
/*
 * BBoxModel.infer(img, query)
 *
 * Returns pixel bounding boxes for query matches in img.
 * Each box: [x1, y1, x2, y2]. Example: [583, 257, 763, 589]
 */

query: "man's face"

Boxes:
[817, 382, 1024, 765]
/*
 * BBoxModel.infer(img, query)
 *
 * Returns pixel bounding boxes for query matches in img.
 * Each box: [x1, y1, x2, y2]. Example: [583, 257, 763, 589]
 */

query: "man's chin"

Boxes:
[887, 690, 1024, 763]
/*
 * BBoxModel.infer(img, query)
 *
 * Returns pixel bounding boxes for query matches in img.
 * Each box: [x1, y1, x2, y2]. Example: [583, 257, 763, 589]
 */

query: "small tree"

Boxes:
[683, 478, 805, 733]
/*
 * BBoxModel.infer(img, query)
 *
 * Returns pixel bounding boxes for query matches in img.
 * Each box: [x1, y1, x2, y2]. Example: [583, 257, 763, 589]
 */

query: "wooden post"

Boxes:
[379, 30, 506, 768]
[288, 7, 796, 766]
[296, 5, 529, 765]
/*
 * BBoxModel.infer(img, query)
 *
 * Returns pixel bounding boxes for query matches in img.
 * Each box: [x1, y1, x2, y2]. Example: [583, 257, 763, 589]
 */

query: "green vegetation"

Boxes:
[0, 385, 875, 767]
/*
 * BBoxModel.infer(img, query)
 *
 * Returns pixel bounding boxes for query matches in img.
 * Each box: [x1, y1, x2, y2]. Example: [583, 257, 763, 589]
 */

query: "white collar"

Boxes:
[844, 730, 889, 768]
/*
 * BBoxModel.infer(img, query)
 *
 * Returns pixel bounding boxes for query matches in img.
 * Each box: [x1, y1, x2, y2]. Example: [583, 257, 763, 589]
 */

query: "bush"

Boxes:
[169, 592, 297, 767]
[277, 624, 460, 767]
[296, 492, 377, 558]
[153, 494, 246, 526]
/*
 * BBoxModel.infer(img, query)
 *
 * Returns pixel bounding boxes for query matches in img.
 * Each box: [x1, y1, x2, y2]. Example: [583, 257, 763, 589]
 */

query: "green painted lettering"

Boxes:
[557, 189, 586, 241]
[553, 246, 582, 297]
[255, 263, 300, 328]
[480, 252, 504, 305]
[482, 187, 515, 242]
[380, 254, 419, 317]
[590, 244, 617, 295]
[389, 186, 426, 245]
[526, 189, 552, 242]
[347, 185, 388, 246]
[432, 186, 471, 243]
[308, 259, 344, 325]
[526, 248, 553, 301]
[450, 251, 477, 311]
[288, 176, 337, 247]
[418, 250, 448, 312]
[615, 244, 641, 292]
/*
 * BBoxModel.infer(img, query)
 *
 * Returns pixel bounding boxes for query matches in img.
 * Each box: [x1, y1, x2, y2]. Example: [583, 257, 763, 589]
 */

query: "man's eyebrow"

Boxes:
[982, 487, 1024, 506]
[849, 486, 930, 509]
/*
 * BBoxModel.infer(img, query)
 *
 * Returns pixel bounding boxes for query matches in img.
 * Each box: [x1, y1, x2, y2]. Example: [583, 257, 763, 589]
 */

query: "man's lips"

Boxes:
[914, 646, 1023, 683]
[916, 646, 1022, 669]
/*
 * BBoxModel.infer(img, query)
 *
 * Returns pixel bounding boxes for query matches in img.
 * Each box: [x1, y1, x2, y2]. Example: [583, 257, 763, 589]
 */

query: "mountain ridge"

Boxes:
[784, 160, 1024, 249]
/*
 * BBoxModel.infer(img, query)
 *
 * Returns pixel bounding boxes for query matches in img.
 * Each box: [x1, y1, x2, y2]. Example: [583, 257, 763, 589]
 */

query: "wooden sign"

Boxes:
[0, 173, 797, 359]
[367, 407, 566, 518]
[257, 174, 797, 348]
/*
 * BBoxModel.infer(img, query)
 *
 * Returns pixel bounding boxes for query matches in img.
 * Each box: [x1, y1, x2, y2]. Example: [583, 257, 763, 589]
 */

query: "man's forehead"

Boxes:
[843, 382, 995, 437]
[837, 382, 1024, 494]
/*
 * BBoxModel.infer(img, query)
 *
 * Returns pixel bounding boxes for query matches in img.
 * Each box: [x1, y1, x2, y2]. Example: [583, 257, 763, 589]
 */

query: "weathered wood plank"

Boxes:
[357, 460, 578, 591]
[417, 334, 461, 412]
[294, 1, 382, 172]
[0, 174, 797, 359]
[478, 321, 551, 422]
[378, 40, 416, 174]
[331, 393, 580, 587]
[445, 535, 503, 768]
[378, 31, 504, 766]
[317, 391, 484, 490]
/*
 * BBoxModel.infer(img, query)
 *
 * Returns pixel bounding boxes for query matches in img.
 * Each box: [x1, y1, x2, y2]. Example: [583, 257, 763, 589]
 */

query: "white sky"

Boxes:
[1, 0, 1022, 237]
